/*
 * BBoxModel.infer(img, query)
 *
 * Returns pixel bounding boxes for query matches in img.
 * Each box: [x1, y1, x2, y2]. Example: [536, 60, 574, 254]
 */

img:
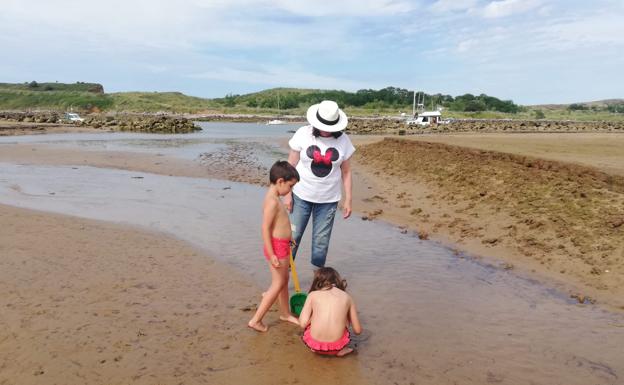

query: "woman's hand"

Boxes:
[342, 200, 352, 219]
[283, 192, 293, 213]
[341, 159, 352, 219]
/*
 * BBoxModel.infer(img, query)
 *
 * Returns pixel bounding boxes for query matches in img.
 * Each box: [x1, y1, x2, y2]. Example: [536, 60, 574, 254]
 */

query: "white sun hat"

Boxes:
[306, 100, 348, 132]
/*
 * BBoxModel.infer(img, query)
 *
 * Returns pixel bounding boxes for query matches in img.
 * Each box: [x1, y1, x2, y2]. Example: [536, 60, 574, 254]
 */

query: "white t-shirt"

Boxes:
[288, 125, 356, 203]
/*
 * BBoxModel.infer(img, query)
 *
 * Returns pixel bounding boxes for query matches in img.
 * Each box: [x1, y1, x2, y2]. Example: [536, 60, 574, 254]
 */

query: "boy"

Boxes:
[248, 160, 301, 332]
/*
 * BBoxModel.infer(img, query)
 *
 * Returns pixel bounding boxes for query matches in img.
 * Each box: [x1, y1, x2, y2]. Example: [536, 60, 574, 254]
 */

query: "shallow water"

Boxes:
[0, 162, 622, 385]
[0, 122, 297, 164]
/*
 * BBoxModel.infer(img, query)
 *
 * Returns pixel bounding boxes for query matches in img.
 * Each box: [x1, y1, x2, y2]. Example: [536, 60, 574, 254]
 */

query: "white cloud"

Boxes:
[483, 0, 542, 18]
[189, 66, 376, 91]
[193, 0, 415, 16]
[457, 39, 477, 52]
[538, 12, 624, 48]
[430, 0, 477, 13]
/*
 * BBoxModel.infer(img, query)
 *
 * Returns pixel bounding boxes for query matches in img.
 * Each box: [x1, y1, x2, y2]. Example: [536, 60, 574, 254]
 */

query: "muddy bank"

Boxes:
[398, 133, 624, 177]
[0, 111, 199, 134]
[0, 204, 367, 385]
[0, 121, 103, 136]
[347, 118, 624, 134]
[355, 138, 624, 309]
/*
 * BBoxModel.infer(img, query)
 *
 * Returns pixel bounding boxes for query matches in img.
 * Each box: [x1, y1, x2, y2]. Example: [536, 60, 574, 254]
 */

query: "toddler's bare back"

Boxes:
[308, 287, 352, 342]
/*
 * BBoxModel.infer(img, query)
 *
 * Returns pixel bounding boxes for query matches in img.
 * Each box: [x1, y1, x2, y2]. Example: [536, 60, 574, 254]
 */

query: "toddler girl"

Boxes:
[298, 267, 362, 356]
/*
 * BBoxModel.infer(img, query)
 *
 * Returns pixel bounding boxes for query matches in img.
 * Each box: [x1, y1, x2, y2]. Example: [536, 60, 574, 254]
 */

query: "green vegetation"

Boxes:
[0, 90, 114, 111]
[218, 86, 520, 114]
[0, 81, 104, 93]
[0, 82, 622, 121]
[109, 92, 218, 113]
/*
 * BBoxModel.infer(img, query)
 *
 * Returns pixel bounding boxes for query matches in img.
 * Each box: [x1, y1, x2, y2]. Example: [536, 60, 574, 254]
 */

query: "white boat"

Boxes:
[63, 112, 84, 123]
[405, 91, 444, 126]
[406, 110, 442, 126]
[266, 90, 286, 125]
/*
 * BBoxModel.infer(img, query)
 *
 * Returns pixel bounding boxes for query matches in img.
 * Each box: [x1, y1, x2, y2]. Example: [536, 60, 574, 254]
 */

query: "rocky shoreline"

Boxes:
[347, 118, 624, 134]
[0, 111, 199, 134]
[4, 110, 624, 136]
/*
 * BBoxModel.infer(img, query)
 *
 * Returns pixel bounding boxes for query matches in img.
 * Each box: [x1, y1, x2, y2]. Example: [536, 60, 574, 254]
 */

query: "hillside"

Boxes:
[0, 82, 104, 93]
[0, 82, 623, 120]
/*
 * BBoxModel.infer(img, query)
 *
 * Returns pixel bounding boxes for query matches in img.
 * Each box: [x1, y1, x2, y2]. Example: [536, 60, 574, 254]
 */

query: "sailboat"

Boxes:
[406, 91, 442, 126]
[266, 91, 286, 125]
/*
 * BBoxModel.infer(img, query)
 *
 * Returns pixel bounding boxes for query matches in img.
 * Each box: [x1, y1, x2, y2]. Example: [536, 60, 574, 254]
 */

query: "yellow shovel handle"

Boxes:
[289, 247, 301, 293]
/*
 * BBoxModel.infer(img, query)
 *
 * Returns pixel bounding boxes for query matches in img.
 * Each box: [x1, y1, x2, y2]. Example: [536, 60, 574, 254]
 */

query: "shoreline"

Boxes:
[1, 133, 623, 310]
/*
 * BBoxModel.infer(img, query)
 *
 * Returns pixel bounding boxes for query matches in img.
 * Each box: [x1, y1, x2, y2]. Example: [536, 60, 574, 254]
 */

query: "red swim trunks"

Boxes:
[263, 237, 291, 261]
[302, 326, 350, 355]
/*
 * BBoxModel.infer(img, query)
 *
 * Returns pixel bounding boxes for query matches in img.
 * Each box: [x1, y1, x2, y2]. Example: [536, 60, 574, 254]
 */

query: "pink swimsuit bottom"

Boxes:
[263, 237, 291, 261]
[302, 326, 350, 355]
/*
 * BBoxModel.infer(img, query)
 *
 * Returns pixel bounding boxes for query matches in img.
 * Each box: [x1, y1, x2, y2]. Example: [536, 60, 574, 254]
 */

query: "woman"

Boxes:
[284, 100, 355, 267]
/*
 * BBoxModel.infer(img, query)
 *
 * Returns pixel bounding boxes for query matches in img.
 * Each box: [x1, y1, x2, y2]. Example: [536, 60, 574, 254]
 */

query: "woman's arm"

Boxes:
[287, 149, 300, 167]
[340, 159, 352, 219]
[284, 150, 301, 212]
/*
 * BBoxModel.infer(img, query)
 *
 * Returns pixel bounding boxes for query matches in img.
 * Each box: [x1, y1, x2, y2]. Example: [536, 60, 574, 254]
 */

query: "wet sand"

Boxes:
[0, 204, 367, 385]
[1, 163, 622, 385]
[2, 132, 624, 309]
[1, 128, 624, 384]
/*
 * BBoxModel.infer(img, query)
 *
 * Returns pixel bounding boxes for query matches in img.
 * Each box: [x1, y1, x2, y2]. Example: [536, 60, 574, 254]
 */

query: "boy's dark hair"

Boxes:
[312, 127, 343, 138]
[269, 160, 300, 184]
[309, 267, 347, 292]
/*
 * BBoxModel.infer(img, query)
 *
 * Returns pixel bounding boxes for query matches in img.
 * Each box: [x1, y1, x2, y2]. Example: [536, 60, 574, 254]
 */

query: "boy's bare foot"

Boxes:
[247, 320, 268, 332]
[336, 347, 354, 357]
[279, 314, 299, 325]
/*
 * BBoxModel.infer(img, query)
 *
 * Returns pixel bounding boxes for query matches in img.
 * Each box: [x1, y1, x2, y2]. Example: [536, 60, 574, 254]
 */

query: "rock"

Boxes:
[609, 216, 624, 228]
[482, 237, 499, 245]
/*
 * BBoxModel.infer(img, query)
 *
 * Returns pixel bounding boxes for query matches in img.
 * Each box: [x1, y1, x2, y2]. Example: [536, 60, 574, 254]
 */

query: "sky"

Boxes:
[1, 0, 623, 105]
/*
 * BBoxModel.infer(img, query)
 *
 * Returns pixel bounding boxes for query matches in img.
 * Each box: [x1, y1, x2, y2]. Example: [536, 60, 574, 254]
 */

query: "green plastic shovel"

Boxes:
[289, 247, 307, 317]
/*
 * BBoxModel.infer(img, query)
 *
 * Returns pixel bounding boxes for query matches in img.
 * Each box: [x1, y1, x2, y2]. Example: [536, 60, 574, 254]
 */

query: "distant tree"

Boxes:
[223, 93, 237, 107]
[568, 103, 587, 111]
[464, 100, 487, 112]
[280, 94, 298, 109]
[607, 104, 624, 113]
[28, 81, 39, 88]
[534, 110, 546, 119]
[246, 98, 258, 108]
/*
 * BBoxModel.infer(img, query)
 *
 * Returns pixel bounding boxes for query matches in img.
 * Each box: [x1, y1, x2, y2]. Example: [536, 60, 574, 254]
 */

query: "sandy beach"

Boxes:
[1, 125, 623, 384]
[0, 204, 367, 385]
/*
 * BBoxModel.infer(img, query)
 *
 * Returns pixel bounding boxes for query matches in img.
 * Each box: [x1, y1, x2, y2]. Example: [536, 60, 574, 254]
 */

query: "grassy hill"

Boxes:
[1, 82, 623, 121]
[0, 83, 218, 113]
[0, 81, 104, 93]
